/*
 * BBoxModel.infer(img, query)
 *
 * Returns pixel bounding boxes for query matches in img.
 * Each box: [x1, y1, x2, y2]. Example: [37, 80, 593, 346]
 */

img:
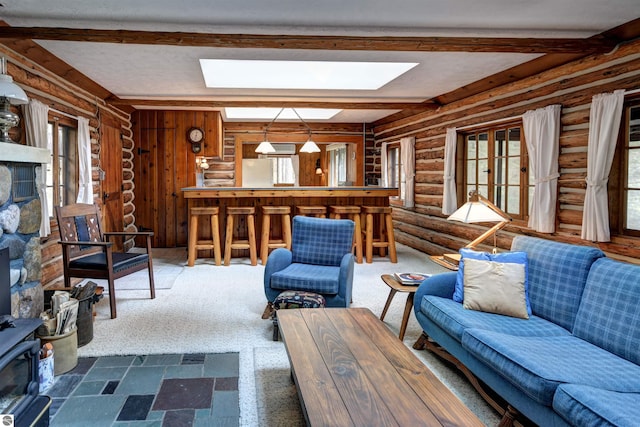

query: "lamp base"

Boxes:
[0, 101, 20, 143]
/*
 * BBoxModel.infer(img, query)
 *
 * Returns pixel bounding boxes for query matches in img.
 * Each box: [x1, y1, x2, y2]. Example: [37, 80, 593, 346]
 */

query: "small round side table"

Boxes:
[380, 274, 419, 341]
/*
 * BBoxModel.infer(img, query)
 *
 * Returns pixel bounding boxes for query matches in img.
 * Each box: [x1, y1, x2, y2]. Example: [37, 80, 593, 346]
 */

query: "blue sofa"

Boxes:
[413, 236, 640, 427]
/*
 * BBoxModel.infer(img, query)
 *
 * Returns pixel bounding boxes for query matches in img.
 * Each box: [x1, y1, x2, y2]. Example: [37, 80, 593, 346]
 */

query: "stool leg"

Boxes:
[366, 213, 374, 263]
[283, 214, 292, 249]
[248, 213, 257, 266]
[211, 214, 222, 266]
[353, 213, 363, 264]
[261, 214, 271, 265]
[379, 215, 387, 257]
[386, 213, 398, 263]
[224, 214, 234, 266]
[187, 214, 198, 267]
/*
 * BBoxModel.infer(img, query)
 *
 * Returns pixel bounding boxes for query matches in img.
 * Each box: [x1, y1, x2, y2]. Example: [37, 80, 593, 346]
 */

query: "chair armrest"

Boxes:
[339, 253, 355, 307]
[58, 241, 112, 247]
[413, 272, 458, 313]
[264, 248, 292, 289]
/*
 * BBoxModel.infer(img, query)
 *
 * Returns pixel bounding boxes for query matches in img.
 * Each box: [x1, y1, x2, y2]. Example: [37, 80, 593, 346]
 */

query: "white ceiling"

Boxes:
[1, 0, 638, 123]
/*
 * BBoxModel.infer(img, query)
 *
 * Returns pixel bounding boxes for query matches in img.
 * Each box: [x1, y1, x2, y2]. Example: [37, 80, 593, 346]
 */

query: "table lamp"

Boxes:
[443, 190, 512, 265]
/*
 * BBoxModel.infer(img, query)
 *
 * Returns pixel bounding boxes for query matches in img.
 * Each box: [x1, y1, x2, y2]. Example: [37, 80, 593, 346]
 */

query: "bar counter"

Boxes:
[182, 186, 397, 258]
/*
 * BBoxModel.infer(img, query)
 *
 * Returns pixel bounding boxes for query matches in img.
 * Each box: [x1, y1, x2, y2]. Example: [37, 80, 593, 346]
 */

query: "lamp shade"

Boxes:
[299, 139, 320, 153]
[0, 74, 28, 105]
[255, 141, 276, 154]
[447, 200, 508, 224]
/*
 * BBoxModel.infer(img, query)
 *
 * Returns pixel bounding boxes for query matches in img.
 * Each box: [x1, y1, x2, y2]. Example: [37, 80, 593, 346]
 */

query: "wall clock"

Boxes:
[187, 127, 204, 153]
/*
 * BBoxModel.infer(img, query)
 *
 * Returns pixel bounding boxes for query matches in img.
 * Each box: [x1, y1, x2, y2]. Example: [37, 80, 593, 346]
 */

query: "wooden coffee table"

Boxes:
[277, 308, 484, 427]
[380, 274, 419, 340]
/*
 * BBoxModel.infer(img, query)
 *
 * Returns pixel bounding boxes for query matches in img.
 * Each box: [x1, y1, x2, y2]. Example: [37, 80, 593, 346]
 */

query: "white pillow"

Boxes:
[462, 258, 529, 319]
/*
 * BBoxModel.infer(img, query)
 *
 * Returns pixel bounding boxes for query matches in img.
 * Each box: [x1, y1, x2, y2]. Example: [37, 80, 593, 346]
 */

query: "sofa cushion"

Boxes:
[270, 263, 340, 294]
[553, 384, 640, 427]
[454, 249, 531, 316]
[463, 258, 528, 319]
[510, 236, 604, 331]
[421, 296, 570, 342]
[291, 216, 354, 266]
[462, 330, 640, 406]
[573, 258, 640, 365]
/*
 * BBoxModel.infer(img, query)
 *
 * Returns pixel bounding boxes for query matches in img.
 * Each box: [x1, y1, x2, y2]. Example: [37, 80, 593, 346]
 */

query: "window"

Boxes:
[460, 123, 530, 220]
[271, 156, 296, 185]
[46, 117, 78, 217]
[328, 144, 347, 187]
[386, 143, 405, 199]
[612, 98, 640, 236]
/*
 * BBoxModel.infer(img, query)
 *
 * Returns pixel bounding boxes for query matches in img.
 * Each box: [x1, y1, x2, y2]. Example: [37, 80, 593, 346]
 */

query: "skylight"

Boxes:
[225, 108, 340, 120]
[200, 59, 418, 90]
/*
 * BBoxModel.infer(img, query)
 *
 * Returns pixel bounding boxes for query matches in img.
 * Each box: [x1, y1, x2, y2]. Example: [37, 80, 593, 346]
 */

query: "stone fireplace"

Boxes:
[0, 141, 49, 319]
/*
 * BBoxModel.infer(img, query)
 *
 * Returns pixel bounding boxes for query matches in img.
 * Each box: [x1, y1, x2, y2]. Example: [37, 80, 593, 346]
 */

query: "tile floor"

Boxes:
[44, 353, 240, 427]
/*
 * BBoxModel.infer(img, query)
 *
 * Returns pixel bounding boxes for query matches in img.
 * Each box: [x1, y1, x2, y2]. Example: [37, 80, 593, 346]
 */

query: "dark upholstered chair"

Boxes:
[264, 216, 355, 308]
[55, 203, 155, 319]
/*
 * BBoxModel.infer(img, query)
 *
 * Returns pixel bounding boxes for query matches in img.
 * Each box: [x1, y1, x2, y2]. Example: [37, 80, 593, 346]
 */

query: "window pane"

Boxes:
[509, 128, 521, 155]
[495, 157, 506, 185]
[626, 190, 640, 230]
[494, 185, 506, 211]
[467, 135, 476, 159]
[508, 157, 521, 186]
[478, 159, 488, 185]
[477, 133, 488, 158]
[467, 160, 476, 185]
[495, 130, 506, 157]
[630, 106, 640, 148]
[629, 149, 640, 187]
[477, 185, 489, 199]
[507, 187, 520, 215]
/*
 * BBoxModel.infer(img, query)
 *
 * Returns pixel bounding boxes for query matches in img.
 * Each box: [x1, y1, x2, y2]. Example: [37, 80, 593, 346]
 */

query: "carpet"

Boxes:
[47, 353, 239, 427]
[75, 243, 501, 426]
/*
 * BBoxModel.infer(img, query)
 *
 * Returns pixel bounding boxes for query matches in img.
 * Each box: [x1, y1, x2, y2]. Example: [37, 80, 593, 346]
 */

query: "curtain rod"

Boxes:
[49, 107, 77, 121]
[455, 114, 522, 131]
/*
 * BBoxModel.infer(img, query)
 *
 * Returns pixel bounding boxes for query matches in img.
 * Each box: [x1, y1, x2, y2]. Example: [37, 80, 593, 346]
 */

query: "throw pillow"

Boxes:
[462, 258, 529, 319]
[454, 248, 532, 315]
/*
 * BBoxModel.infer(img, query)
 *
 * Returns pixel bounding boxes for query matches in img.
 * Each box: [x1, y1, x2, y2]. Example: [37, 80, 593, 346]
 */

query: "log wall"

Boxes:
[371, 39, 640, 262]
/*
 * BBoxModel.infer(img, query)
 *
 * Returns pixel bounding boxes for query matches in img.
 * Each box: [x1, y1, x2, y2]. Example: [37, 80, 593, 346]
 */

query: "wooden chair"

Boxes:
[55, 203, 155, 319]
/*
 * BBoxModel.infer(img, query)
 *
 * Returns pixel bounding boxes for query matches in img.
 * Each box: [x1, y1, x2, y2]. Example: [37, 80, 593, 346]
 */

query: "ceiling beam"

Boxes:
[0, 26, 619, 54]
[108, 98, 439, 110]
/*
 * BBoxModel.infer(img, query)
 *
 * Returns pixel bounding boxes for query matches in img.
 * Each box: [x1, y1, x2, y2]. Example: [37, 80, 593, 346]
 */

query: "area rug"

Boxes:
[46, 352, 239, 427]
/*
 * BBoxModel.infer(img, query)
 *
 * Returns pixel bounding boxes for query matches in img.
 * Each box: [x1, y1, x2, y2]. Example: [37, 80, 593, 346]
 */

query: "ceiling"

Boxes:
[1, 0, 639, 123]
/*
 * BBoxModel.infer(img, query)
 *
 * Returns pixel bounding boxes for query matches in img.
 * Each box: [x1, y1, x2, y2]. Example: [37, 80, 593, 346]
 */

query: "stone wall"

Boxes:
[0, 163, 43, 318]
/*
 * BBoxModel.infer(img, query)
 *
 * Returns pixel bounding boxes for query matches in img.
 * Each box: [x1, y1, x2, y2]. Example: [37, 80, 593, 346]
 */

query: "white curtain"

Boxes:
[380, 142, 390, 187]
[76, 116, 94, 204]
[400, 136, 415, 208]
[523, 104, 561, 233]
[22, 99, 51, 236]
[581, 90, 625, 242]
[442, 127, 458, 215]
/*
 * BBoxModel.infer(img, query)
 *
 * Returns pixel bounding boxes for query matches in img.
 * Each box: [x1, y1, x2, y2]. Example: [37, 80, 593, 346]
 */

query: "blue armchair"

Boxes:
[264, 216, 355, 307]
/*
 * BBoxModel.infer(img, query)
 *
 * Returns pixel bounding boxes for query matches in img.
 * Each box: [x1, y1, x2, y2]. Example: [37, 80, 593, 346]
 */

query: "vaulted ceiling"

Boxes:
[1, 0, 639, 123]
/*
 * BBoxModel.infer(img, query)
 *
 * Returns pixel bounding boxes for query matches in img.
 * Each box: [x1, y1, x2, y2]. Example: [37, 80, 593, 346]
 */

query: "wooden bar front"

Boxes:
[182, 187, 397, 257]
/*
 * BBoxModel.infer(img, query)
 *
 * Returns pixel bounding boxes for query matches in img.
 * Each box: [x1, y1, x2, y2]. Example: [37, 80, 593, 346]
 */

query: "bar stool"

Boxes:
[187, 206, 222, 266]
[362, 206, 397, 263]
[261, 206, 292, 265]
[296, 206, 327, 218]
[329, 205, 363, 264]
[224, 206, 257, 266]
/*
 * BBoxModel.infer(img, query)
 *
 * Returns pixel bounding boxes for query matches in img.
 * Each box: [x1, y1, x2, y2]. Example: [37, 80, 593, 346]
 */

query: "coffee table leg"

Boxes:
[380, 289, 397, 321]
[399, 293, 415, 341]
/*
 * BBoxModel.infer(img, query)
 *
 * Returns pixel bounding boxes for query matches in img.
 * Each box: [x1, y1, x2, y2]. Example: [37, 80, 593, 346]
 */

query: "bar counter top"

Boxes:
[182, 186, 398, 198]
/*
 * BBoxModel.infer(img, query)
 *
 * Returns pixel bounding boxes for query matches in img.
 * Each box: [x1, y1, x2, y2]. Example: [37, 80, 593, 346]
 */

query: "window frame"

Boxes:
[47, 115, 78, 217]
[386, 142, 405, 204]
[457, 121, 530, 222]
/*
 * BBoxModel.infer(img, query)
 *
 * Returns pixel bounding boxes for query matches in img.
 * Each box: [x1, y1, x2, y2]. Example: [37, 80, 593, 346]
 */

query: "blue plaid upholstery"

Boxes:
[511, 236, 604, 330]
[270, 264, 341, 294]
[291, 216, 355, 266]
[422, 296, 570, 342]
[462, 330, 640, 406]
[264, 216, 355, 307]
[553, 384, 640, 427]
[573, 258, 640, 365]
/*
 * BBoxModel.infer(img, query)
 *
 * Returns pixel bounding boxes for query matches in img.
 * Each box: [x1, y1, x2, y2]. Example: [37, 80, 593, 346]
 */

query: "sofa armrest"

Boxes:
[413, 272, 457, 313]
[264, 248, 292, 289]
[338, 253, 355, 307]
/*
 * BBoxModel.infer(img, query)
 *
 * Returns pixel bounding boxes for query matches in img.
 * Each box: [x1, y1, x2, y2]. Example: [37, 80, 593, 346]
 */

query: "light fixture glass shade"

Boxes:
[255, 140, 276, 154]
[0, 75, 28, 105]
[299, 139, 320, 153]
